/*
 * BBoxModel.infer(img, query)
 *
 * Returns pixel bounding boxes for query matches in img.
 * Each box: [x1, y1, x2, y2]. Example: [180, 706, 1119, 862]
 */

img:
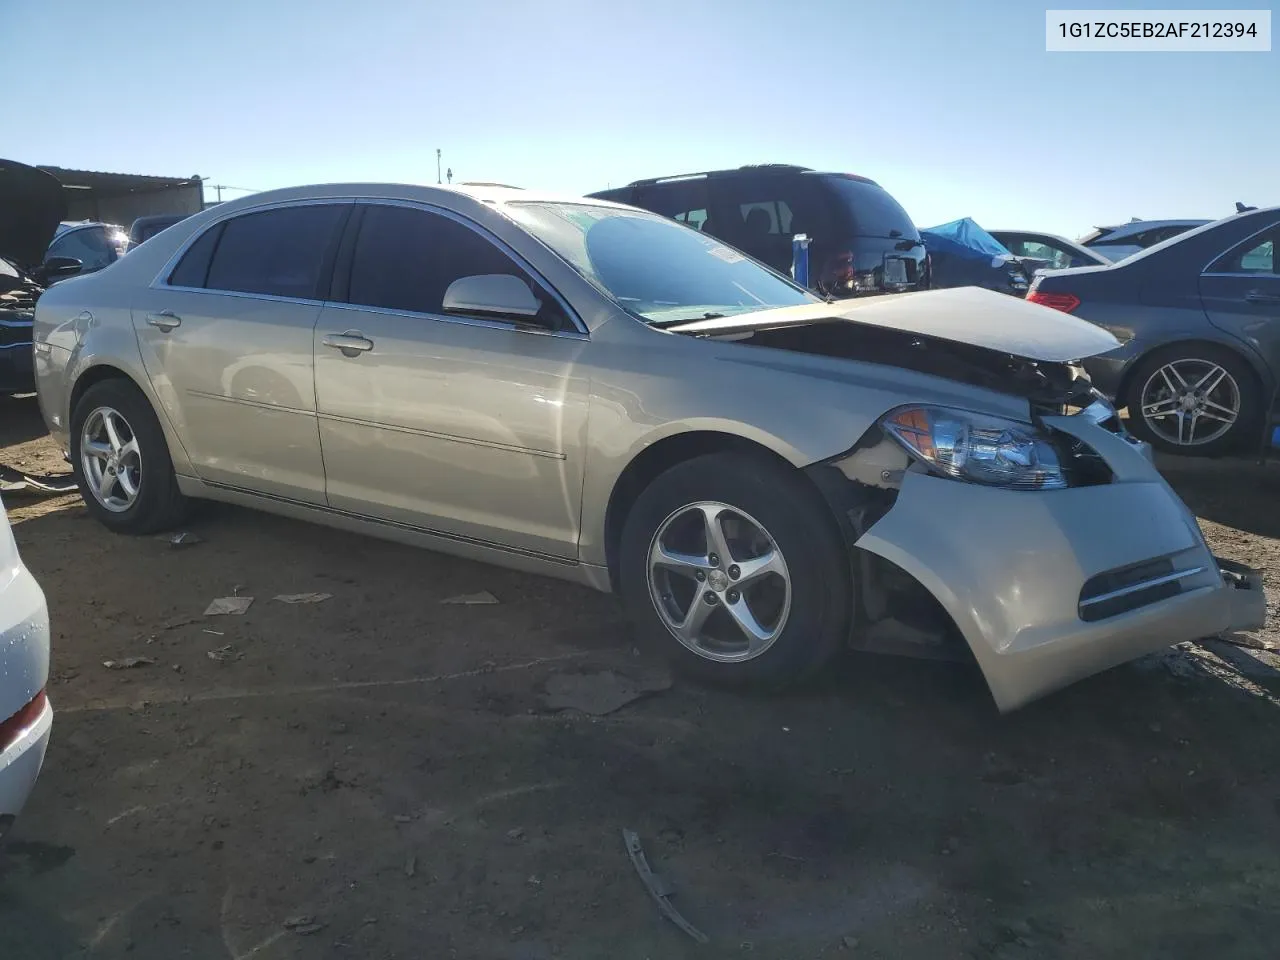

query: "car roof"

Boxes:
[597, 164, 882, 192]
[1089, 218, 1210, 241]
[56, 220, 117, 234]
[194, 182, 638, 216]
[1098, 205, 1280, 266]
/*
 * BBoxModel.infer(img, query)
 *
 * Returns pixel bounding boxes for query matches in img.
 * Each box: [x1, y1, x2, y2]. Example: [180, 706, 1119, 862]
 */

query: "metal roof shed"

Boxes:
[37, 166, 204, 225]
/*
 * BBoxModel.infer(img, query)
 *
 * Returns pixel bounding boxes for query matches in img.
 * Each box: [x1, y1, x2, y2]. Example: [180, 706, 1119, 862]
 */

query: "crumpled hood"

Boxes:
[0, 159, 66, 270]
[667, 285, 1121, 363]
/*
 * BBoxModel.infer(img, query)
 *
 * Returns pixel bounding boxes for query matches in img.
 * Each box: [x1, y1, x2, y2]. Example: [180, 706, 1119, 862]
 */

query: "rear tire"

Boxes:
[1123, 344, 1262, 458]
[70, 378, 190, 534]
[618, 452, 851, 688]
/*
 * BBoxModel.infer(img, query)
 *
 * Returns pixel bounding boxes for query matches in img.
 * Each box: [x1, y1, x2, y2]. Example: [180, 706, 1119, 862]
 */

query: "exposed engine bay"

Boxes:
[0, 257, 40, 354]
[697, 315, 1102, 412]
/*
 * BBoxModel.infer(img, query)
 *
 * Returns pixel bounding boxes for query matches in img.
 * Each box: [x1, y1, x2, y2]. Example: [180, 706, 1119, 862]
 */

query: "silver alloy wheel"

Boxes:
[80, 406, 143, 513]
[1139, 359, 1241, 447]
[646, 501, 792, 663]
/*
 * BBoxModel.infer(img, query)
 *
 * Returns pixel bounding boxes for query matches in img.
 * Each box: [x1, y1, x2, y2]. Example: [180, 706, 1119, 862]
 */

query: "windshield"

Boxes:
[504, 201, 814, 324]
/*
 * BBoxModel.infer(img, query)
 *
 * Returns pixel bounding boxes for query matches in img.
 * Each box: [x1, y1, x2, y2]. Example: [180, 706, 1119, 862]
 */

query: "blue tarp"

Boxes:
[920, 217, 1026, 293]
[920, 217, 1012, 262]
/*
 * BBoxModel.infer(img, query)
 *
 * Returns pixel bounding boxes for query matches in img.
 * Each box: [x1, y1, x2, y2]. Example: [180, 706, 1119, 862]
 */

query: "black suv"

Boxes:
[588, 164, 927, 298]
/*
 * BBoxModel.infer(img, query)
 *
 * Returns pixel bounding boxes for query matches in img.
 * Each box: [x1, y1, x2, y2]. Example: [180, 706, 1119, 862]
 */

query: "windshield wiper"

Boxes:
[650, 312, 726, 329]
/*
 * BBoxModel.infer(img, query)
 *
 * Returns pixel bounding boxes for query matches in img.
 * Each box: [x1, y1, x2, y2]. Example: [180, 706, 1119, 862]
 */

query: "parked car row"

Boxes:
[1, 159, 1271, 845]
[593, 163, 1280, 459]
[22, 178, 1266, 725]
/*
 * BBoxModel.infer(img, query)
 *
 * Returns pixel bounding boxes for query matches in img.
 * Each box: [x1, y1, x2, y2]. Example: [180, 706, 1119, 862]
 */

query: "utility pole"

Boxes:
[436, 149, 442, 185]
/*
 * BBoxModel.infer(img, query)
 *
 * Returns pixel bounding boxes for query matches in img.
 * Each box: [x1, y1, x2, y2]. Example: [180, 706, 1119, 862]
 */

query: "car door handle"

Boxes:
[145, 311, 181, 331]
[322, 331, 375, 357]
[1245, 290, 1280, 304]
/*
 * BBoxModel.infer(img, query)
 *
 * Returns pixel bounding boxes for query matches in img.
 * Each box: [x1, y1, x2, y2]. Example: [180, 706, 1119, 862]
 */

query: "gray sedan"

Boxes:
[1029, 206, 1280, 457]
[31, 184, 1264, 711]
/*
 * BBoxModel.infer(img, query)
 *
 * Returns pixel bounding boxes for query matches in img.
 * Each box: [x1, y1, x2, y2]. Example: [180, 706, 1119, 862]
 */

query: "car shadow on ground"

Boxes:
[0, 395, 47, 449]
[3, 496, 1280, 958]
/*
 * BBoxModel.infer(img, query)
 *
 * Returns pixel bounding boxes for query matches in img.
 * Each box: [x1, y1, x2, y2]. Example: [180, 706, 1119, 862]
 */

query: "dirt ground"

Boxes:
[1, 392, 1278, 960]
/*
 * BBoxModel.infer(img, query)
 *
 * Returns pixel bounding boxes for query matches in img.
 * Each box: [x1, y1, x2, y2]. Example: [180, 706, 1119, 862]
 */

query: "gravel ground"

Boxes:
[1, 393, 1278, 960]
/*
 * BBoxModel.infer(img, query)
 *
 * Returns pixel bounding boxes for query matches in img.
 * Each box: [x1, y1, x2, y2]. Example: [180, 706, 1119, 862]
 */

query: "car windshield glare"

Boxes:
[504, 201, 814, 324]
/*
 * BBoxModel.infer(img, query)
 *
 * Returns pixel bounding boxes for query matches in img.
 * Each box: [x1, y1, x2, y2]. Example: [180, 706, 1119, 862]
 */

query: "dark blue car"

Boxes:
[1029, 206, 1280, 457]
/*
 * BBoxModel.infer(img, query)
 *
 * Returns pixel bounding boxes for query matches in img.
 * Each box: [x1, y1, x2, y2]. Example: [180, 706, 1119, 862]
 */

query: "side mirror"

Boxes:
[442, 274, 541, 320]
[36, 256, 83, 283]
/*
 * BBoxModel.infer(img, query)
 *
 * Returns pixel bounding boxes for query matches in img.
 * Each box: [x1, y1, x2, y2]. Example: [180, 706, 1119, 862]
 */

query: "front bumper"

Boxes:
[855, 414, 1266, 711]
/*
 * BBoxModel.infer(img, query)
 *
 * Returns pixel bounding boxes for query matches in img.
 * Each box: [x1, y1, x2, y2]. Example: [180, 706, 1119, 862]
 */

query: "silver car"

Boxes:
[31, 184, 1264, 711]
[0, 497, 53, 839]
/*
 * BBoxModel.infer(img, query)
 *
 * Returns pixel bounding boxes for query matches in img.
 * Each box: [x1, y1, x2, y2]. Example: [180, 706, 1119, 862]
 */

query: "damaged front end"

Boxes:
[800, 356, 1264, 711]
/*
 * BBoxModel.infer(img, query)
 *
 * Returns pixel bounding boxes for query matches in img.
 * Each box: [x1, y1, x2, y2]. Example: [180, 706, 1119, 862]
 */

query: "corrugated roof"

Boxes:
[38, 166, 203, 197]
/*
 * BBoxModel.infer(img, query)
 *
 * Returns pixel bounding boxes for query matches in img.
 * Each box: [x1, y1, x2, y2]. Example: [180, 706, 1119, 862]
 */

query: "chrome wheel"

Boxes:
[646, 501, 791, 663]
[1139, 359, 1241, 447]
[80, 406, 142, 513]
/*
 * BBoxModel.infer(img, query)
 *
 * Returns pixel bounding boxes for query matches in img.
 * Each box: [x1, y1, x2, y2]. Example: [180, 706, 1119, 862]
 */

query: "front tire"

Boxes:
[618, 452, 852, 688]
[70, 378, 189, 534]
[1123, 344, 1262, 457]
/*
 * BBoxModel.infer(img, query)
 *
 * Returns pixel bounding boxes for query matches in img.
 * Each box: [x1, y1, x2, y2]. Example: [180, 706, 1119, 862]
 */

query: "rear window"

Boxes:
[817, 176, 918, 240]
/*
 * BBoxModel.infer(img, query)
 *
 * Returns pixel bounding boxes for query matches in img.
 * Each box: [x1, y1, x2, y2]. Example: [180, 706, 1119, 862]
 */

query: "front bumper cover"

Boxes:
[854, 412, 1265, 712]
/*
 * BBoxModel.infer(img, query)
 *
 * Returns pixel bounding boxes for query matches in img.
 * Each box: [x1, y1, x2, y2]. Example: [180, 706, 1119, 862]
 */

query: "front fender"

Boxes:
[575, 329, 1034, 568]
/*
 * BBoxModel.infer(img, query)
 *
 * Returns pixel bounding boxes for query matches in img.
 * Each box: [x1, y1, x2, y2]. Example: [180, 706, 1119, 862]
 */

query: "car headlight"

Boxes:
[881, 405, 1068, 490]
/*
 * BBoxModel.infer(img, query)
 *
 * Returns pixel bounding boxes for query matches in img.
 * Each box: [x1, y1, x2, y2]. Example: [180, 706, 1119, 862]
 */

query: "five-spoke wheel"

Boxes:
[80, 406, 143, 513]
[620, 451, 851, 688]
[648, 501, 791, 663]
[70, 378, 189, 533]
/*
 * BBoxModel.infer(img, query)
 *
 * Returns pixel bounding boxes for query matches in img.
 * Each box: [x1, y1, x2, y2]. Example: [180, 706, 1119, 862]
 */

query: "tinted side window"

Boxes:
[632, 179, 711, 226]
[167, 223, 224, 288]
[48, 227, 118, 271]
[205, 205, 347, 299]
[713, 175, 829, 239]
[1006, 238, 1078, 270]
[347, 205, 569, 329]
[1210, 228, 1278, 275]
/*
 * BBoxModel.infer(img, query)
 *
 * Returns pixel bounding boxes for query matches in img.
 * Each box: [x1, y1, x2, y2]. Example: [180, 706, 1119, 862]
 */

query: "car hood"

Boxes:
[0, 159, 67, 269]
[666, 285, 1121, 363]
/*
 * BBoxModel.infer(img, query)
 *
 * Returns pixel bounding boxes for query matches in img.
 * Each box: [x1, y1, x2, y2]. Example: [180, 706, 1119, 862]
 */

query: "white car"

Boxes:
[0, 497, 52, 840]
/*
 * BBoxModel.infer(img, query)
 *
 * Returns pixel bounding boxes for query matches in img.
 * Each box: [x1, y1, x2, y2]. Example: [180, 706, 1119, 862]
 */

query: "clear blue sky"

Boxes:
[6, 0, 1275, 238]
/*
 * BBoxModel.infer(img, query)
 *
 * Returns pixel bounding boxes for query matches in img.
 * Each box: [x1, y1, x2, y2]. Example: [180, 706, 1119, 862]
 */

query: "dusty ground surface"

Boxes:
[1, 392, 1278, 960]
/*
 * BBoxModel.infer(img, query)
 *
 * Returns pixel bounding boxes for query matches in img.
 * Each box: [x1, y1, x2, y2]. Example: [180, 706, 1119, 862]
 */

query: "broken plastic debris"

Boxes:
[206, 644, 243, 663]
[542, 669, 672, 716]
[622, 828, 708, 943]
[273, 592, 333, 604]
[205, 596, 253, 616]
[440, 591, 500, 605]
[102, 657, 156, 670]
[0, 467, 77, 496]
